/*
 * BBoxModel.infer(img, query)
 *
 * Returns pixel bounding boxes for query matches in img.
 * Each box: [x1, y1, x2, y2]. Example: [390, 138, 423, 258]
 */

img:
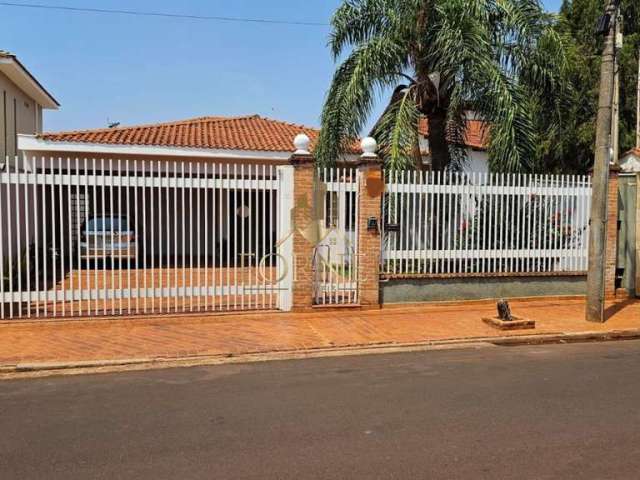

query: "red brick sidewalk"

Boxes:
[1, 297, 639, 367]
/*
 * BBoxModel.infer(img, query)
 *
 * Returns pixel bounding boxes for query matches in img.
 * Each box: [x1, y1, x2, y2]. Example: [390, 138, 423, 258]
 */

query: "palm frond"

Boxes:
[329, 0, 395, 59]
[316, 35, 409, 166]
[372, 85, 421, 171]
[319, 0, 571, 172]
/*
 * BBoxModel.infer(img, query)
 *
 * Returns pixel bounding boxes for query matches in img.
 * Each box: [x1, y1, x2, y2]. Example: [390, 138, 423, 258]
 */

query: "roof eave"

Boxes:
[0, 56, 59, 109]
[18, 135, 362, 163]
[18, 135, 295, 160]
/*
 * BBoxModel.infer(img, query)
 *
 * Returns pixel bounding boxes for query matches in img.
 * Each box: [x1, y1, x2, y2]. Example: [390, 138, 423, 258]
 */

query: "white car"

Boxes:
[80, 215, 137, 261]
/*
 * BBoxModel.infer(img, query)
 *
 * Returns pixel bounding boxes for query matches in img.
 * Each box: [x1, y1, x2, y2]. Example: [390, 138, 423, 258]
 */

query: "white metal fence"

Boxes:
[382, 171, 592, 276]
[313, 167, 359, 305]
[0, 155, 597, 316]
[0, 155, 288, 319]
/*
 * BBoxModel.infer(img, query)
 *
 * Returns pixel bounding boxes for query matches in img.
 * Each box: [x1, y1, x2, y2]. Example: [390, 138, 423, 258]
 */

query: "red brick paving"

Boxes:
[1, 298, 639, 365]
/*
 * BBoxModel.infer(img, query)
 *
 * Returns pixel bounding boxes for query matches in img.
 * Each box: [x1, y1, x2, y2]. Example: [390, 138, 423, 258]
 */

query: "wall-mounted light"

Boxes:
[236, 205, 251, 218]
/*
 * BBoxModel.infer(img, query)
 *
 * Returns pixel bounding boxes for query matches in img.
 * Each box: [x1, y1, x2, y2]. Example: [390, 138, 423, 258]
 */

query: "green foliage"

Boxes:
[318, 0, 572, 173]
[557, 0, 640, 172]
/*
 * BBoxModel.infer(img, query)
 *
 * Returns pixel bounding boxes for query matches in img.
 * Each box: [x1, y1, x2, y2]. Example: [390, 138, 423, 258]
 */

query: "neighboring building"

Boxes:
[0, 51, 58, 274]
[417, 116, 490, 172]
[620, 147, 640, 173]
[0, 51, 59, 160]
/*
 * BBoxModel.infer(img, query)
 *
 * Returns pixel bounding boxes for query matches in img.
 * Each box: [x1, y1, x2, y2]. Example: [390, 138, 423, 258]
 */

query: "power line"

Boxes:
[0, 1, 329, 27]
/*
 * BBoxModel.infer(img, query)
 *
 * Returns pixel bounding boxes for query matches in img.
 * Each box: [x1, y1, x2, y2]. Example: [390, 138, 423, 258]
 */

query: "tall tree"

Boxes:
[558, 0, 640, 172]
[316, 0, 570, 172]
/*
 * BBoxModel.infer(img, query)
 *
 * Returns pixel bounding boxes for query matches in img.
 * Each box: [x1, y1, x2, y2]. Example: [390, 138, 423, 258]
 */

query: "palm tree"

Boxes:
[316, 0, 570, 172]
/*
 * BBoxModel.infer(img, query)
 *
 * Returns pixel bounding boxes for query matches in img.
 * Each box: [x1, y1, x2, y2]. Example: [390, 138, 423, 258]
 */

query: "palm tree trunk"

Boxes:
[427, 109, 450, 171]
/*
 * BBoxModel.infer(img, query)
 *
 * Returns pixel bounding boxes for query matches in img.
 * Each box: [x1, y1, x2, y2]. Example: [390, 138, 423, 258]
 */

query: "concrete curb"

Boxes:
[11, 358, 154, 372]
[3, 328, 640, 380]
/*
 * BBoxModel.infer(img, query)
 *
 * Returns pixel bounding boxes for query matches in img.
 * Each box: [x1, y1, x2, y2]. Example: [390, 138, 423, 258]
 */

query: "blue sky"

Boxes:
[1, 0, 563, 133]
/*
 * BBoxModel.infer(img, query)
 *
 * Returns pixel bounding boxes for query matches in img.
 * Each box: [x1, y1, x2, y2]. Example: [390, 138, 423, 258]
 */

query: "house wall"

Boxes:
[0, 73, 43, 263]
[465, 149, 489, 173]
[0, 183, 38, 275]
[0, 71, 41, 160]
[132, 188, 274, 261]
[9, 184, 279, 270]
[422, 148, 489, 172]
[5, 159, 280, 270]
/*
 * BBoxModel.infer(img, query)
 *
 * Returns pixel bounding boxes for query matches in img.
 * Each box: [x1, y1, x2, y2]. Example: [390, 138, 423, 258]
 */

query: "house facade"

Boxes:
[4, 112, 627, 320]
[10, 115, 359, 317]
[18, 115, 336, 276]
[9, 113, 487, 319]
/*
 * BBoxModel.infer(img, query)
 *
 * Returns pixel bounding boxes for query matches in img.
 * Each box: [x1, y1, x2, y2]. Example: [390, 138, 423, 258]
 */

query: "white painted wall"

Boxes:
[421, 148, 489, 173]
[464, 150, 489, 173]
[1, 71, 43, 159]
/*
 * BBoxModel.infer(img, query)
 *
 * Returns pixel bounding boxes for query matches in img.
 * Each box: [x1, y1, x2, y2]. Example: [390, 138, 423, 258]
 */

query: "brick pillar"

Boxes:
[289, 153, 317, 310]
[605, 165, 621, 298]
[355, 155, 383, 307]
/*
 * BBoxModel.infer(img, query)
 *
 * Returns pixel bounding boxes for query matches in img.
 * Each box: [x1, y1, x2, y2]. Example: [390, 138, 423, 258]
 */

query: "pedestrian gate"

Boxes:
[312, 167, 359, 305]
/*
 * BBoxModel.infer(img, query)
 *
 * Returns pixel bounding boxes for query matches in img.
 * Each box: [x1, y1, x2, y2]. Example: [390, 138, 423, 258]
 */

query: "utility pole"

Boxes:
[586, 0, 620, 323]
[611, 16, 622, 164]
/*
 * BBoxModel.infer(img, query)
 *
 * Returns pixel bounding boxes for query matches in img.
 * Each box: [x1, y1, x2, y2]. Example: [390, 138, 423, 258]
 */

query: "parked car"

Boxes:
[80, 215, 137, 262]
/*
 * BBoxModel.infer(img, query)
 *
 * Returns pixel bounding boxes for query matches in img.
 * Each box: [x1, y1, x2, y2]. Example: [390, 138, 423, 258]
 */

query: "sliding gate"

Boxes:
[0, 156, 289, 319]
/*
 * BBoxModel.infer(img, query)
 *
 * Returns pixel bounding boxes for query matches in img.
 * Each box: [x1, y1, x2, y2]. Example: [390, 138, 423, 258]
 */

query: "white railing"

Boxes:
[382, 171, 592, 276]
[0, 155, 287, 319]
[313, 167, 359, 305]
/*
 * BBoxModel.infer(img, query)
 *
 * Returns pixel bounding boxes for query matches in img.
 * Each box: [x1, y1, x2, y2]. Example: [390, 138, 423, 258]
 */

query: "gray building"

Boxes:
[0, 51, 59, 160]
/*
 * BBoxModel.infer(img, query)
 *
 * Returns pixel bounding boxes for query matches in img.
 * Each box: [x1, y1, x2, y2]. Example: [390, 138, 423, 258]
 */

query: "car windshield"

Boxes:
[85, 217, 130, 232]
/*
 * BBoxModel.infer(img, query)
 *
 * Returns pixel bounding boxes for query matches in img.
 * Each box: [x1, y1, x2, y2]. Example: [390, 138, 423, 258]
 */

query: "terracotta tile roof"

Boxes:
[39, 114, 488, 154]
[418, 117, 489, 150]
[39, 115, 323, 153]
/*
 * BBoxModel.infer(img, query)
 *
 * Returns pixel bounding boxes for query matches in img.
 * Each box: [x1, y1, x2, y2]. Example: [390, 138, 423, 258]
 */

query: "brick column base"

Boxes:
[356, 159, 383, 307]
[290, 154, 317, 310]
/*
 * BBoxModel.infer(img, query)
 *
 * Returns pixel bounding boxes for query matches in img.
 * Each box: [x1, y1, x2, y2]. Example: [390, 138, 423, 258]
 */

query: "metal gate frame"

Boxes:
[312, 167, 360, 305]
[0, 155, 294, 319]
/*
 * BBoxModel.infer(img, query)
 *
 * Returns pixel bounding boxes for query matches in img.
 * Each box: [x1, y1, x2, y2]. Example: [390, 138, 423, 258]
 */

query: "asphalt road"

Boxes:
[3, 341, 640, 479]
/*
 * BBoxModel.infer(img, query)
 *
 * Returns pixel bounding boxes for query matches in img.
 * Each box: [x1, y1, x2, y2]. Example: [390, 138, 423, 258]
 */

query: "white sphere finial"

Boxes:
[360, 137, 378, 158]
[293, 133, 311, 155]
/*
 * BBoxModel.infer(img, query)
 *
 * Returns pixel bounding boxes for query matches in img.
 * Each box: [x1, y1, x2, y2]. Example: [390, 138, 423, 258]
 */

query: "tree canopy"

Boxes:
[556, 0, 639, 173]
[316, 0, 571, 172]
